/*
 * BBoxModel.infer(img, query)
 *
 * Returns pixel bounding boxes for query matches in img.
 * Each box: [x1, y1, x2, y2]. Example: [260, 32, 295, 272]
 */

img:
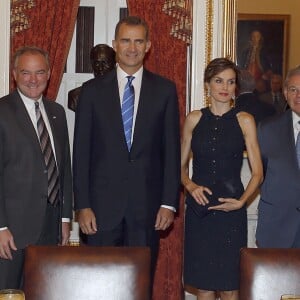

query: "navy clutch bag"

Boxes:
[186, 191, 220, 218]
[185, 179, 244, 218]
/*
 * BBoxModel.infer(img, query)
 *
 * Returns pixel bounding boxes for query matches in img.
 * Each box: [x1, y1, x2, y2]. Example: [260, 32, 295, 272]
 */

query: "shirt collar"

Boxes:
[116, 64, 143, 81]
[292, 111, 300, 130]
[17, 89, 43, 108]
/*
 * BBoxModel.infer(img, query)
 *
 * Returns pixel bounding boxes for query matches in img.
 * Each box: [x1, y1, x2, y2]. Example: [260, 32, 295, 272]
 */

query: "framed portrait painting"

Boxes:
[236, 13, 290, 92]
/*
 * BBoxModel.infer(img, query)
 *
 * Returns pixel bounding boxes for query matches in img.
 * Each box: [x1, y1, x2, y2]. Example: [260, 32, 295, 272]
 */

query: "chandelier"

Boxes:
[10, 0, 36, 35]
[162, 0, 193, 44]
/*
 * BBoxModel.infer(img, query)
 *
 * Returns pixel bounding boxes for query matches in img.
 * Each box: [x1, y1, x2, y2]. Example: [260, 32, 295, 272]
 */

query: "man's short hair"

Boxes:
[13, 46, 50, 70]
[114, 16, 149, 40]
[284, 66, 300, 87]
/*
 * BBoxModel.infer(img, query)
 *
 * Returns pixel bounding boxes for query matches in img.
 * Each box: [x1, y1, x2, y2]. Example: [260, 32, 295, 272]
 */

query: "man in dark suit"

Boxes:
[0, 46, 73, 289]
[73, 16, 180, 280]
[236, 69, 276, 125]
[259, 73, 287, 114]
[256, 65, 300, 248]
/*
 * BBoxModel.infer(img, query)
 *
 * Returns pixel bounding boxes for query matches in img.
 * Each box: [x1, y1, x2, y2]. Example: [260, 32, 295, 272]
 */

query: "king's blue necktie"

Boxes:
[121, 76, 135, 150]
[296, 121, 300, 169]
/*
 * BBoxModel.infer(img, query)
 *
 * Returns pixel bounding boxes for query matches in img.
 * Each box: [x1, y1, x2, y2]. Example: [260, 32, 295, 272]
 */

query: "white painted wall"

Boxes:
[0, 0, 10, 98]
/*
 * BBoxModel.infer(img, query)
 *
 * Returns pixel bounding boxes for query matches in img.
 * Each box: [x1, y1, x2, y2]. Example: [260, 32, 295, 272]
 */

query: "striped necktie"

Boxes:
[296, 121, 300, 169]
[35, 102, 59, 206]
[121, 76, 135, 150]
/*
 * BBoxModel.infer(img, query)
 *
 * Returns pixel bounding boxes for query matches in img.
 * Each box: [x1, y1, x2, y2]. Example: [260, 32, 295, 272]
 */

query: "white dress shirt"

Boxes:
[20, 91, 57, 155]
[292, 111, 300, 144]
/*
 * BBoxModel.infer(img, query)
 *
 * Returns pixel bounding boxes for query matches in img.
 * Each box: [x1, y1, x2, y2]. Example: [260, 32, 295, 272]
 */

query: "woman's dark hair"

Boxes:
[204, 57, 240, 88]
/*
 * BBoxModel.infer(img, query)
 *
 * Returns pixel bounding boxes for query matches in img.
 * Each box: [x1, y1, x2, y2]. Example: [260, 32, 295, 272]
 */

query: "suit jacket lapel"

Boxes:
[101, 70, 129, 152]
[131, 69, 152, 152]
[12, 91, 44, 162]
[280, 110, 300, 175]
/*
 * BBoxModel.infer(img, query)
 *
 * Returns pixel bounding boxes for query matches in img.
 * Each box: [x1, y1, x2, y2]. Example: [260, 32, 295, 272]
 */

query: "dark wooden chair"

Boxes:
[23, 245, 151, 300]
[240, 247, 300, 300]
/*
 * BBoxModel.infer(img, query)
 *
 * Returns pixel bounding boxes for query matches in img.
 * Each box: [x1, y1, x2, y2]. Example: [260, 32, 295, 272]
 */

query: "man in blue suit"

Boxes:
[256, 65, 300, 248]
[73, 16, 181, 282]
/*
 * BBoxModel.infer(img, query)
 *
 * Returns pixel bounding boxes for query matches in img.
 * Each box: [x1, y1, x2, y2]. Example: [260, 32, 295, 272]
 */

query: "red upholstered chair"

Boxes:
[23, 246, 151, 300]
[239, 247, 300, 300]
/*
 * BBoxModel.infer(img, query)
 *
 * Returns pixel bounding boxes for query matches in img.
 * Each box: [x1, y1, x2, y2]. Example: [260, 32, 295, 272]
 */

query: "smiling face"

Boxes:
[112, 23, 151, 74]
[13, 52, 50, 100]
[206, 68, 237, 104]
[284, 74, 300, 116]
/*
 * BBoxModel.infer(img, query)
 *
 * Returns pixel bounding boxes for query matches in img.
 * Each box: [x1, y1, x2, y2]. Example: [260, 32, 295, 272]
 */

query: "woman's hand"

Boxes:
[208, 197, 244, 212]
[187, 182, 212, 206]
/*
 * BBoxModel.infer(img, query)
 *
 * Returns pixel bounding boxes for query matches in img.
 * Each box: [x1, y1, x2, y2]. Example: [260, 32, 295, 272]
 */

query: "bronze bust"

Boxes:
[68, 44, 116, 112]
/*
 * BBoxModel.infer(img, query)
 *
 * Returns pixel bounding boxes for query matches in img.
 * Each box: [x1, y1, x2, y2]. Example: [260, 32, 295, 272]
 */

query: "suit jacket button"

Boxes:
[129, 159, 135, 163]
[296, 207, 300, 212]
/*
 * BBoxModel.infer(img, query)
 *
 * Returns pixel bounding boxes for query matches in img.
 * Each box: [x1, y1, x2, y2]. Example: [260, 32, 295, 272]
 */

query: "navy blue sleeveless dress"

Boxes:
[184, 107, 247, 291]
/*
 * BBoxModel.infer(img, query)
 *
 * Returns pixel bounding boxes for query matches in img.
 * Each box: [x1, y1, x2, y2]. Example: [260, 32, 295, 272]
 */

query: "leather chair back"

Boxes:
[23, 246, 151, 300]
[240, 247, 300, 300]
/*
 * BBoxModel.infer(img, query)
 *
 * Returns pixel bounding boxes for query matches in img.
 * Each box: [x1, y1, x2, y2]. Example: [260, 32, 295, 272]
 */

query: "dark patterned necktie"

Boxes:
[121, 76, 135, 150]
[35, 102, 59, 206]
[296, 121, 300, 169]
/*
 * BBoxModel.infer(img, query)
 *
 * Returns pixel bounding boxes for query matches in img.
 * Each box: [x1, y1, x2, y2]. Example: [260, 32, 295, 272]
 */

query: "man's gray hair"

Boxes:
[284, 65, 300, 87]
[13, 46, 50, 70]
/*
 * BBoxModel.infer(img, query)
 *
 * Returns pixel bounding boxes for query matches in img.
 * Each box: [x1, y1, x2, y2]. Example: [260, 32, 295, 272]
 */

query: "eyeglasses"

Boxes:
[287, 86, 300, 95]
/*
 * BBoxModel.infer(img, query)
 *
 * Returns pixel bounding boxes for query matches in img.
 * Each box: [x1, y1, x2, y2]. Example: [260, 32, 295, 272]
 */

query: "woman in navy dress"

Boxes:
[181, 58, 263, 300]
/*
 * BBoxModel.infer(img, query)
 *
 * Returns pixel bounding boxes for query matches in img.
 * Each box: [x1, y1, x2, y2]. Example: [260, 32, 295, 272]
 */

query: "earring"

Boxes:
[231, 96, 236, 108]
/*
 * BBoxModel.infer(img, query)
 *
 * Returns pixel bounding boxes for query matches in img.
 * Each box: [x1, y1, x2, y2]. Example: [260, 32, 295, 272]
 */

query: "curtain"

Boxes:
[127, 1, 187, 299]
[11, 0, 80, 101]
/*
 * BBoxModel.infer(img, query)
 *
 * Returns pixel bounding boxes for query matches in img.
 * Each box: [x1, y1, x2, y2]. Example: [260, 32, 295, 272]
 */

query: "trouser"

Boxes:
[86, 213, 159, 297]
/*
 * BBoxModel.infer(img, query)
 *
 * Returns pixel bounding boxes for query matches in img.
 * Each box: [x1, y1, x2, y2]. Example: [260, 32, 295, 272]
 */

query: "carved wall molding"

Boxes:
[190, 0, 236, 109]
[222, 0, 237, 61]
